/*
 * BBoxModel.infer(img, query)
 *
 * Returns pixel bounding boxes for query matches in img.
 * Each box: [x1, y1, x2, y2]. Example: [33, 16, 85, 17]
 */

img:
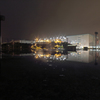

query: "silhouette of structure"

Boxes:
[0, 14, 5, 59]
[0, 14, 5, 37]
[0, 14, 5, 51]
[95, 32, 98, 49]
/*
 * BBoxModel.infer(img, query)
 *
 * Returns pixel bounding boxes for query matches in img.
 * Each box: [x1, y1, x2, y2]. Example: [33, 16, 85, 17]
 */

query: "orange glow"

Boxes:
[46, 39, 49, 42]
[46, 54, 51, 57]
[40, 54, 44, 57]
[55, 53, 61, 58]
[35, 38, 38, 42]
[56, 50, 59, 52]
[35, 55, 38, 58]
[54, 39, 61, 43]
[31, 49, 34, 52]
[40, 40, 44, 42]
[45, 39, 51, 43]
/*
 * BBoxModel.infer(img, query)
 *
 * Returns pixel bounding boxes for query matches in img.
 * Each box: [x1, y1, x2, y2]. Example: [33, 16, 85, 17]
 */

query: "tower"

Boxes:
[0, 14, 5, 58]
[95, 32, 98, 49]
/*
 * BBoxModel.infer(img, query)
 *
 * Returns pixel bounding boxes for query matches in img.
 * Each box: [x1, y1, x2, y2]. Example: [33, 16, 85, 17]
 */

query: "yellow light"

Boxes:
[35, 38, 38, 40]
[56, 50, 59, 52]
[35, 55, 38, 58]
[54, 39, 61, 44]
[31, 50, 34, 52]
[40, 54, 44, 57]
[46, 54, 51, 57]
[45, 39, 51, 43]
[40, 40, 43, 42]
[55, 53, 61, 58]
[35, 38, 38, 42]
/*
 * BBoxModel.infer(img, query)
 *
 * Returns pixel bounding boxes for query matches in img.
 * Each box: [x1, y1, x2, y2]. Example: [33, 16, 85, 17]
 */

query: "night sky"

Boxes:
[0, 0, 100, 42]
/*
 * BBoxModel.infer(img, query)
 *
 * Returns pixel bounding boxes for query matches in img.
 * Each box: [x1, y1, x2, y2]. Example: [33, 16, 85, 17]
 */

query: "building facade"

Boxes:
[66, 34, 96, 49]
[12, 40, 35, 44]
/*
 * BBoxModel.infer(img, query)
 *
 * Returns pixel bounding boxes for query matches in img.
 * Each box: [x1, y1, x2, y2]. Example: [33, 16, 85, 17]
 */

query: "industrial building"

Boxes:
[11, 40, 35, 44]
[35, 33, 100, 49]
[66, 34, 99, 49]
[2, 40, 34, 52]
[2, 33, 100, 51]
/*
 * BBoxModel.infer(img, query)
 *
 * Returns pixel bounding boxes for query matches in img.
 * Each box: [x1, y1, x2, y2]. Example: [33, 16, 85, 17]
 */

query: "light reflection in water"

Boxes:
[33, 50, 100, 63]
[4, 49, 100, 64]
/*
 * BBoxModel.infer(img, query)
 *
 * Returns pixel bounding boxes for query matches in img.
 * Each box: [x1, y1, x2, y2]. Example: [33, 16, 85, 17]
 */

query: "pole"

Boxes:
[95, 32, 98, 49]
[0, 14, 5, 58]
[0, 15, 1, 51]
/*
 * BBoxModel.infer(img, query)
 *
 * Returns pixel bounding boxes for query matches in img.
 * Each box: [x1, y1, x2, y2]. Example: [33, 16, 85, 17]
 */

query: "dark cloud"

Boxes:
[0, 0, 100, 42]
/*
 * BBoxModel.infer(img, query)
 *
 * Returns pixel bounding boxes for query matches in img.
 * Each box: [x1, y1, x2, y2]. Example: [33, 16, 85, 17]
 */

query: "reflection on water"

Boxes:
[1, 49, 100, 99]
[33, 50, 100, 63]
[3, 49, 100, 64]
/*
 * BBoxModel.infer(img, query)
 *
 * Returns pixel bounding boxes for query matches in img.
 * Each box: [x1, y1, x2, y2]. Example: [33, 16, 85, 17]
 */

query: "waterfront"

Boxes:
[1, 50, 100, 100]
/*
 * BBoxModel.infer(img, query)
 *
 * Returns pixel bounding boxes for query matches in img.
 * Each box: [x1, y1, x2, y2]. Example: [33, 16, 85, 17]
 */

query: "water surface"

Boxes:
[1, 50, 100, 100]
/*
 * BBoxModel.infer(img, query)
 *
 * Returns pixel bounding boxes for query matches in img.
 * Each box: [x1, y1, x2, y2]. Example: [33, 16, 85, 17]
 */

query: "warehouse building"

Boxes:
[66, 34, 97, 49]
[11, 40, 35, 44]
